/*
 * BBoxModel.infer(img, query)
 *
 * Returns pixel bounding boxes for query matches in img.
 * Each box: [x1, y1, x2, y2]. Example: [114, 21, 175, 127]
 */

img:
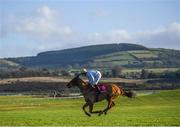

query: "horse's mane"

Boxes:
[76, 75, 89, 87]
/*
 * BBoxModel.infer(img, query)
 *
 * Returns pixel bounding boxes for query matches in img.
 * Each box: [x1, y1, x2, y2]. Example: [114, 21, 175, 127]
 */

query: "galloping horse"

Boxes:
[67, 75, 134, 116]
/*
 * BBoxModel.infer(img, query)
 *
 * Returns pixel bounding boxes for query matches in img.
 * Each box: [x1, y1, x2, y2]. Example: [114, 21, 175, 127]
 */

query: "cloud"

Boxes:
[37, 5, 56, 20]
[85, 22, 180, 49]
[1, 4, 180, 58]
[0, 5, 74, 58]
[15, 5, 72, 38]
[86, 29, 131, 44]
[110, 30, 131, 41]
[135, 22, 180, 49]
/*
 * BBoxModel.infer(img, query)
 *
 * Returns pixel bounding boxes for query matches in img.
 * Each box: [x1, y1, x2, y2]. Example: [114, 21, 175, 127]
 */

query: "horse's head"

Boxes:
[67, 75, 81, 88]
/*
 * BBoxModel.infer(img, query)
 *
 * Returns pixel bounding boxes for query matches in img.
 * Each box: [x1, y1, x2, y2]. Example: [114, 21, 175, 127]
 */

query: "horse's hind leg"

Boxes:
[111, 101, 115, 107]
[104, 101, 115, 115]
[99, 97, 112, 116]
[89, 103, 102, 114]
[82, 102, 91, 117]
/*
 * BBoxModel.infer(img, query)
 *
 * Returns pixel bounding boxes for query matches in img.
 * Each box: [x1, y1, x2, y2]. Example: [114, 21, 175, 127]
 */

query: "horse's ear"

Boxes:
[76, 74, 80, 78]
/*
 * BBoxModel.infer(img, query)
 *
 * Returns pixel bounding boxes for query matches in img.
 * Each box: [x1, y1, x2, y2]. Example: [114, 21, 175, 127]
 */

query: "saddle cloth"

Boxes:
[97, 84, 108, 92]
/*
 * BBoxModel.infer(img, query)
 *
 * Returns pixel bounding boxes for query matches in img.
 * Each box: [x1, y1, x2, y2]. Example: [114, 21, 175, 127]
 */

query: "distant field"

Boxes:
[128, 50, 158, 59]
[91, 49, 180, 69]
[0, 77, 70, 85]
[95, 52, 135, 61]
[123, 67, 180, 73]
[94, 52, 135, 66]
[0, 76, 144, 85]
[0, 90, 179, 126]
[0, 59, 19, 66]
[103, 61, 130, 66]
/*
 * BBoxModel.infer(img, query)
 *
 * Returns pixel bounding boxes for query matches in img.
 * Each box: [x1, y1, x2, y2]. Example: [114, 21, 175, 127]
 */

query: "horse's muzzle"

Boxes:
[67, 83, 72, 88]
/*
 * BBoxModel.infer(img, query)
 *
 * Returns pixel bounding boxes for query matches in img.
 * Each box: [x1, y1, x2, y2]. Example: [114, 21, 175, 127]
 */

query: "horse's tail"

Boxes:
[123, 90, 135, 98]
[111, 84, 135, 99]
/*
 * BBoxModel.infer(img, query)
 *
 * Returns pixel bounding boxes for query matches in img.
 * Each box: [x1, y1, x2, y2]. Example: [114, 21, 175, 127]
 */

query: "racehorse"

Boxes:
[67, 75, 134, 116]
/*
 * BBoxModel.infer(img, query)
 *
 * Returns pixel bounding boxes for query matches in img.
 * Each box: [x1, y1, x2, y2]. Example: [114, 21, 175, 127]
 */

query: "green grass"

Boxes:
[0, 90, 180, 126]
[128, 50, 158, 59]
[123, 68, 180, 73]
[93, 52, 135, 66]
[102, 61, 130, 66]
[95, 52, 135, 62]
[93, 50, 162, 67]
[91, 50, 180, 69]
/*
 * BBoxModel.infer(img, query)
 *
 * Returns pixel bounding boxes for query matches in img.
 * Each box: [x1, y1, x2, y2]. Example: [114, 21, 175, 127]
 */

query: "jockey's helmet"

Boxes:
[81, 68, 87, 73]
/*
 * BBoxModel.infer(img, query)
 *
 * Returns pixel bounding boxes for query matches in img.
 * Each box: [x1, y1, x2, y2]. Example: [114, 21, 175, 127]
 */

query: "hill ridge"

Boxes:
[4, 43, 180, 68]
[37, 43, 147, 56]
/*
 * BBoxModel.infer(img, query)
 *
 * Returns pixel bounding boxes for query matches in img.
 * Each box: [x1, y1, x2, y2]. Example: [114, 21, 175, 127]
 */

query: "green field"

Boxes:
[95, 52, 135, 61]
[94, 52, 135, 66]
[0, 90, 180, 126]
[123, 68, 180, 73]
[128, 50, 158, 59]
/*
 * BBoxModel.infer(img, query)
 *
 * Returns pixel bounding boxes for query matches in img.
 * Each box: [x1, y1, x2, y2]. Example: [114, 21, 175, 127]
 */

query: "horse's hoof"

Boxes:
[104, 112, 107, 115]
[98, 111, 103, 116]
[85, 113, 91, 117]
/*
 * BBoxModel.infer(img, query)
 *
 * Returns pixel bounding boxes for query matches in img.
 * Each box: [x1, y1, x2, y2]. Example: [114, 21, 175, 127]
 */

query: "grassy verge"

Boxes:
[0, 90, 180, 126]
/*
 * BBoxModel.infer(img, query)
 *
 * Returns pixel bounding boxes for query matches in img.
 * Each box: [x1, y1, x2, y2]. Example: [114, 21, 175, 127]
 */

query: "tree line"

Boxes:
[1, 65, 180, 80]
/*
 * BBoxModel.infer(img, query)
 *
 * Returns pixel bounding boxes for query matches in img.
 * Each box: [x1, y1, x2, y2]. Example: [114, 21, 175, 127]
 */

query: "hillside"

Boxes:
[4, 43, 180, 68]
[0, 59, 20, 70]
[89, 48, 180, 68]
[6, 43, 147, 67]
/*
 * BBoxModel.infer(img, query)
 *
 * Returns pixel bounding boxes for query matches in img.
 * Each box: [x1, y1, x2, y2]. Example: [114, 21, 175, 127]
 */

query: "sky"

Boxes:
[0, 0, 180, 58]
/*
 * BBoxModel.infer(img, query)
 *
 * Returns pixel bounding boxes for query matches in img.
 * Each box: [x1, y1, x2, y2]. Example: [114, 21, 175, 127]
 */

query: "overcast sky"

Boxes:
[0, 0, 180, 58]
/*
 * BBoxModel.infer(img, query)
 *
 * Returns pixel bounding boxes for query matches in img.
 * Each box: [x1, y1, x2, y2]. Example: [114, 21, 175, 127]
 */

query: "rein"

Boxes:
[78, 78, 94, 95]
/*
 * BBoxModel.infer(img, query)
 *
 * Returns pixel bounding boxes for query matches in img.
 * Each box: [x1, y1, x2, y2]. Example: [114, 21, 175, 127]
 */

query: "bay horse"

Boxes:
[67, 75, 134, 116]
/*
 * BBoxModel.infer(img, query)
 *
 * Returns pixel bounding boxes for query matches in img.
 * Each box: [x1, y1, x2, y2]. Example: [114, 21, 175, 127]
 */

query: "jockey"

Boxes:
[80, 68, 102, 88]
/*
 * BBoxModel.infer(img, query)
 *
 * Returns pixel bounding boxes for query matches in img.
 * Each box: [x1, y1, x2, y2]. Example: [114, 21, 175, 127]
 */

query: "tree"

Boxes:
[111, 66, 123, 77]
[61, 70, 70, 76]
[19, 66, 27, 72]
[141, 69, 149, 79]
[176, 70, 180, 78]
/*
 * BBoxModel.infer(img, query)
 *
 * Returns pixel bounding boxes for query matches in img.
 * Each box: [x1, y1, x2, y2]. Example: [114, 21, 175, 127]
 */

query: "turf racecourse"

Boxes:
[0, 90, 180, 126]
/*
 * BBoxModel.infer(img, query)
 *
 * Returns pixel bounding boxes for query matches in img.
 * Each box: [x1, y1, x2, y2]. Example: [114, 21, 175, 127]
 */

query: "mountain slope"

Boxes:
[89, 48, 180, 68]
[0, 59, 20, 69]
[5, 43, 180, 68]
[7, 43, 147, 67]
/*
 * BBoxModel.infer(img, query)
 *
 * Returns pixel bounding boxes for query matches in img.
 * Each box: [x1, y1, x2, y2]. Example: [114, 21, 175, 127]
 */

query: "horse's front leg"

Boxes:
[89, 103, 102, 114]
[82, 102, 91, 117]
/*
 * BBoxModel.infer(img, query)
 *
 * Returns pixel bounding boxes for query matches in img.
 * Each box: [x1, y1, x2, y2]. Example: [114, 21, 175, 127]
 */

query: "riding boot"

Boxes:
[95, 85, 100, 102]
[89, 83, 95, 90]
[95, 85, 100, 94]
